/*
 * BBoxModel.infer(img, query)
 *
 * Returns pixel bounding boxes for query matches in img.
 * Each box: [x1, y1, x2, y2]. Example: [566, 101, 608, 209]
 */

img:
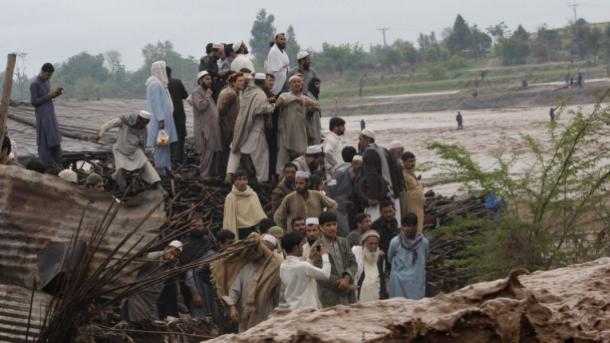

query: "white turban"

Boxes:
[168, 240, 183, 251]
[297, 51, 310, 60]
[305, 217, 319, 225]
[360, 129, 376, 139]
[360, 230, 380, 245]
[254, 72, 266, 80]
[305, 145, 323, 155]
[138, 110, 151, 120]
[288, 74, 303, 83]
[390, 140, 402, 150]
[352, 155, 363, 162]
[262, 234, 278, 248]
[58, 169, 77, 184]
[197, 70, 209, 81]
[295, 170, 310, 179]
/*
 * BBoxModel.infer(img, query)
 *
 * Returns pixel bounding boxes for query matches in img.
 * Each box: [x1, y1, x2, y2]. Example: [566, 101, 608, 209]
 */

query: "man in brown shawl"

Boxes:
[226, 73, 275, 182]
[401, 152, 425, 232]
[275, 74, 320, 174]
[218, 72, 245, 169]
[219, 235, 283, 332]
[190, 71, 223, 180]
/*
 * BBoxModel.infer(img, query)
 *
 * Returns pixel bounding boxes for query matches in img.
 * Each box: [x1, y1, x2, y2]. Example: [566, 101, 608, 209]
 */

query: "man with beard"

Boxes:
[121, 241, 183, 321]
[190, 70, 223, 180]
[280, 232, 331, 310]
[226, 73, 275, 183]
[182, 214, 216, 318]
[327, 154, 364, 237]
[223, 169, 267, 240]
[388, 213, 429, 300]
[302, 217, 320, 262]
[231, 41, 255, 73]
[274, 171, 337, 232]
[217, 72, 245, 175]
[347, 213, 372, 248]
[265, 32, 290, 96]
[389, 141, 404, 164]
[351, 230, 388, 303]
[291, 145, 325, 177]
[287, 51, 321, 144]
[323, 117, 347, 173]
[275, 75, 320, 174]
[371, 200, 400, 256]
[359, 129, 403, 223]
[272, 163, 297, 213]
[401, 152, 425, 232]
[312, 211, 357, 307]
[287, 51, 318, 94]
[291, 217, 306, 234]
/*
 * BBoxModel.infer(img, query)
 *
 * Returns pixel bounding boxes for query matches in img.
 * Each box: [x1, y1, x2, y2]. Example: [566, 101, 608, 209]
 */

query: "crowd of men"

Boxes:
[0, 32, 432, 333]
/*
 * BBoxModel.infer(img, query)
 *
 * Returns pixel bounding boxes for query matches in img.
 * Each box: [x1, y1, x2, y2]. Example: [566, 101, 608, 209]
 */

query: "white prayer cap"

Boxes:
[297, 51, 310, 60]
[254, 73, 266, 80]
[197, 70, 209, 81]
[305, 217, 319, 226]
[138, 110, 151, 120]
[390, 140, 403, 150]
[212, 43, 223, 50]
[295, 170, 310, 179]
[261, 234, 278, 248]
[233, 40, 245, 50]
[168, 240, 183, 251]
[275, 32, 285, 39]
[360, 128, 376, 139]
[58, 169, 77, 184]
[360, 230, 380, 245]
[305, 145, 323, 155]
[288, 74, 303, 83]
[352, 155, 363, 162]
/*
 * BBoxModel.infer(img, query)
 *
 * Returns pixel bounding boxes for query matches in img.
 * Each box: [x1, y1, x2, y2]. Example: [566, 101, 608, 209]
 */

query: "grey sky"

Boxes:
[2, 0, 609, 75]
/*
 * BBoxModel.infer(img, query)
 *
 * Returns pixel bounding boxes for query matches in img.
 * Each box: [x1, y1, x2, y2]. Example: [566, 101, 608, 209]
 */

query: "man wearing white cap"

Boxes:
[359, 129, 404, 223]
[274, 170, 337, 232]
[190, 70, 223, 180]
[230, 40, 255, 73]
[302, 217, 320, 262]
[351, 230, 388, 303]
[291, 144, 324, 175]
[287, 51, 317, 94]
[121, 240, 182, 321]
[389, 140, 404, 162]
[226, 72, 275, 182]
[265, 32, 290, 96]
[275, 74, 320, 174]
[96, 111, 161, 190]
[58, 168, 78, 184]
[287, 50, 321, 145]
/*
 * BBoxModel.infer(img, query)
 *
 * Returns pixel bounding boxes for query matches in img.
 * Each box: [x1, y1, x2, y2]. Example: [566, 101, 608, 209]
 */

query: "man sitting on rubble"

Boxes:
[120, 240, 182, 321]
[96, 111, 161, 192]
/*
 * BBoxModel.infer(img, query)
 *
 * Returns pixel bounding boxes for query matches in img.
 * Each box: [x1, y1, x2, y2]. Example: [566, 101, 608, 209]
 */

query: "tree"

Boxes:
[315, 43, 368, 73]
[470, 25, 492, 59]
[139, 41, 197, 81]
[104, 50, 123, 74]
[512, 25, 530, 42]
[486, 22, 508, 42]
[531, 25, 561, 62]
[285, 25, 301, 65]
[496, 36, 530, 65]
[446, 14, 471, 54]
[249, 9, 277, 67]
[54, 52, 109, 87]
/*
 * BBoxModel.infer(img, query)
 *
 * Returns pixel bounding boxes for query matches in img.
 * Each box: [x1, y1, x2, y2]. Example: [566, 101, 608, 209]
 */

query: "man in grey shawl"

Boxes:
[226, 73, 275, 182]
[96, 111, 160, 190]
[275, 74, 320, 174]
[189, 70, 223, 180]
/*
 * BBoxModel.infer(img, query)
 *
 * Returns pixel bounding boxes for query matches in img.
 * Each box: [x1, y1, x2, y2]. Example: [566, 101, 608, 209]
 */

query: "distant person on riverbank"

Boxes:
[456, 112, 463, 130]
[549, 107, 558, 122]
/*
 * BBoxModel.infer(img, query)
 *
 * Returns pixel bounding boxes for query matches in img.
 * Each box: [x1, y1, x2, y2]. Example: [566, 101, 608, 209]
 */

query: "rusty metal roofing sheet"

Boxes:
[0, 283, 50, 343]
[0, 165, 166, 290]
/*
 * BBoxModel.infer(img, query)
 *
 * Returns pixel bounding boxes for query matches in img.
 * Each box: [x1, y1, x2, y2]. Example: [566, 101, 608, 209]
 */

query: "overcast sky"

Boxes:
[2, 0, 609, 75]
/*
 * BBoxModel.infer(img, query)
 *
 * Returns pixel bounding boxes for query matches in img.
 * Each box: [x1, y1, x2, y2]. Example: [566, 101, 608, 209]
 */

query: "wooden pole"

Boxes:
[0, 53, 17, 148]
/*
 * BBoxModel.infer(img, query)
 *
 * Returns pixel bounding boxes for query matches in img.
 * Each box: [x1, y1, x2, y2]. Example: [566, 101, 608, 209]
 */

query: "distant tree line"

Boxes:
[5, 10, 610, 100]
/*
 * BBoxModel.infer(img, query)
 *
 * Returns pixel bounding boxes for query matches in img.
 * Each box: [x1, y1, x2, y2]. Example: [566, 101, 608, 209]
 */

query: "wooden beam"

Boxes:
[0, 53, 17, 147]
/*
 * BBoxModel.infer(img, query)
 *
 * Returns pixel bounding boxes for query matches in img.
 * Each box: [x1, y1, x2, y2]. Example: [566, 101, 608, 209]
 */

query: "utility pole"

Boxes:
[569, 3, 581, 57]
[568, 3, 579, 23]
[0, 53, 17, 150]
[377, 27, 389, 47]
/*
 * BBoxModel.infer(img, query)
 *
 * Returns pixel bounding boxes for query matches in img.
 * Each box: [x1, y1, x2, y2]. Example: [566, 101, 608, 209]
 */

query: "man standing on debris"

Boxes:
[272, 163, 297, 213]
[146, 61, 178, 175]
[359, 129, 404, 223]
[312, 211, 357, 307]
[327, 154, 364, 237]
[275, 75, 320, 174]
[226, 73, 274, 183]
[96, 111, 161, 191]
[323, 117, 347, 173]
[266, 32, 290, 96]
[218, 72, 245, 171]
[223, 169, 267, 239]
[352, 230, 388, 303]
[121, 240, 183, 321]
[456, 111, 464, 130]
[230, 41, 255, 73]
[274, 171, 337, 232]
[388, 213, 429, 300]
[190, 70, 223, 181]
[371, 200, 400, 256]
[287, 51, 322, 144]
[346, 213, 372, 248]
[224, 235, 283, 332]
[166, 66, 189, 165]
[30, 62, 63, 169]
[280, 232, 331, 310]
[302, 217, 320, 261]
[401, 152, 425, 232]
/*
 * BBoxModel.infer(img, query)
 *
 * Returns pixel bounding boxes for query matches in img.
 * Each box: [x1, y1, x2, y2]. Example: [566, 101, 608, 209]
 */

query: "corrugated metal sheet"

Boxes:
[0, 284, 50, 343]
[0, 165, 166, 289]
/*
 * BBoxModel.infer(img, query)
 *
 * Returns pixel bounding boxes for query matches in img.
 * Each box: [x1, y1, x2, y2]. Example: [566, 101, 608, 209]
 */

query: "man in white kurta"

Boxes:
[265, 33, 289, 96]
[226, 73, 275, 182]
[96, 111, 161, 189]
[230, 40, 256, 73]
[322, 117, 347, 173]
[280, 232, 331, 310]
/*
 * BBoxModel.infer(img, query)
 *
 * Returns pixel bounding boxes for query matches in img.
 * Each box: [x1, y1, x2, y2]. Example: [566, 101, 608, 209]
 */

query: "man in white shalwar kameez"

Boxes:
[265, 33, 290, 96]
[226, 73, 275, 182]
[96, 111, 161, 189]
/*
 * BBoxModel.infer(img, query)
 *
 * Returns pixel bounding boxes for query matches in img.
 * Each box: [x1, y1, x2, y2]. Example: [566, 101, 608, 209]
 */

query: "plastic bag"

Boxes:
[156, 129, 170, 146]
